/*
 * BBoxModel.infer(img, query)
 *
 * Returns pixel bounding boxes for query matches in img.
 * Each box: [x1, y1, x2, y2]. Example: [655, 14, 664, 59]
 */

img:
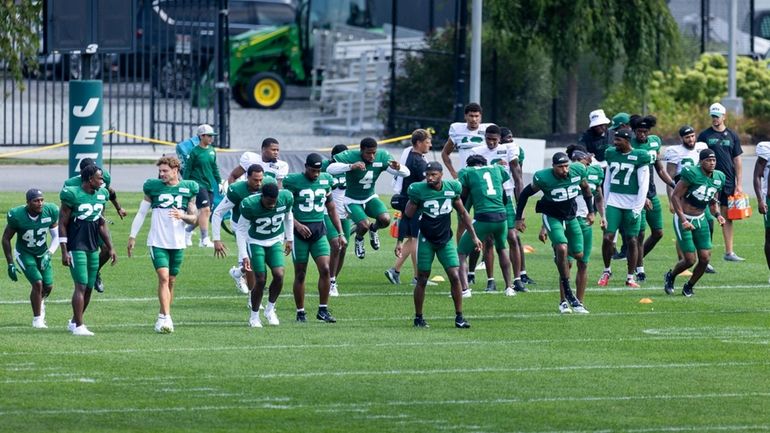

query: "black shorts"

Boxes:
[196, 189, 213, 208]
[718, 185, 735, 208]
[398, 214, 420, 240]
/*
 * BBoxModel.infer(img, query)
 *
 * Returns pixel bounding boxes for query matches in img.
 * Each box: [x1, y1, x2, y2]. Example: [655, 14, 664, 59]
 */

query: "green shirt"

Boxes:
[283, 172, 333, 223]
[333, 149, 394, 200]
[632, 135, 663, 196]
[239, 190, 294, 241]
[183, 144, 222, 191]
[225, 177, 276, 222]
[6, 203, 59, 256]
[63, 168, 112, 189]
[407, 179, 461, 245]
[143, 179, 199, 210]
[680, 166, 726, 210]
[533, 163, 587, 203]
[604, 147, 652, 195]
[60, 185, 109, 251]
[585, 164, 604, 197]
[457, 165, 510, 217]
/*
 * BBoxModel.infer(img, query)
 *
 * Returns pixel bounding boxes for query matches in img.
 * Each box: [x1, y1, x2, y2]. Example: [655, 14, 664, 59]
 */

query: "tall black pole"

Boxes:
[700, 0, 707, 54]
[216, 0, 229, 148]
[388, 0, 398, 134]
[453, 0, 468, 122]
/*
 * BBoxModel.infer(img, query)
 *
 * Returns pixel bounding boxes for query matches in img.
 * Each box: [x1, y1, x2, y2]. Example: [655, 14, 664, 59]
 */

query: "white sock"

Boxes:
[520, 270, 528, 276]
[636, 266, 645, 274]
[296, 307, 304, 313]
[604, 267, 611, 273]
[627, 273, 634, 281]
[267, 302, 276, 311]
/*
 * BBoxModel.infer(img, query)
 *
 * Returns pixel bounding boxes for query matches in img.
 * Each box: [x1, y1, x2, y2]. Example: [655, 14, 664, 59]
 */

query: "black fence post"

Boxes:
[388, 0, 398, 134]
[216, 0, 229, 148]
[453, 0, 467, 122]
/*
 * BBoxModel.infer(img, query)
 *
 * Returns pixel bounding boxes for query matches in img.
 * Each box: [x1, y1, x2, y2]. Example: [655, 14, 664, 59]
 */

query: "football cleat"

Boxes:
[94, 273, 105, 293]
[155, 317, 173, 334]
[32, 317, 47, 329]
[724, 252, 745, 262]
[72, 325, 94, 336]
[316, 308, 336, 323]
[413, 317, 429, 328]
[664, 270, 675, 295]
[296, 311, 307, 323]
[485, 280, 497, 292]
[249, 311, 263, 328]
[520, 274, 536, 284]
[625, 279, 640, 289]
[504, 287, 516, 297]
[461, 288, 472, 298]
[467, 273, 476, 285]
[384, 267, 400, 284]
[264, 307, 280, 326]
[199, 237, 215, 248]
[572, 303, 589, 314]
[513, 279, 528, 293]
[597, 271, 611, 287]
[454, 315, 471, 328]
[705, 264, 716, 274]
[636, 272, 646, 282]
[682, 283, 694, 297]
[475, 261, 486, 271]
[67, 319, 76, 333]
[185, 231, 193, 247]
[558, 301, 571, 314]
[329, 281, 339, 297]
[229, 266, 249, 294]
[369, 229, 380, 250]
[354, 237, 365, 259]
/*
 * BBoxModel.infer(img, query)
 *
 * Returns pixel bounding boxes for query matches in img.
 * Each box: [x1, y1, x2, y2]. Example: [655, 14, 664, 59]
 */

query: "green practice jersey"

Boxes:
[239, 190, 293, 241]
[63, 168, 112, 189]
[632, 135, 663, 196]
[333, 149, 394, 200]
[407, 179, 461, 245]
[143, 179, 199, 210]
[60, 185, 109, 251]
[585, 164, 604, 197]
[226, 177, 276, 222]
[532, 163, 586, 220]
[457, 165, 509, 216]
[183, 144, 222, 191]
[283, 172, 333, 223]
[680, 166, 726, 210]
[6, 203, 59, 256]
[604, 147, 652, 195]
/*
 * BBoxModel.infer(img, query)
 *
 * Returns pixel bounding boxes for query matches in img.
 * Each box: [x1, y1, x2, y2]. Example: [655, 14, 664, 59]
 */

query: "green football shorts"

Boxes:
[674, 213, 711, 253]
[639, 195, 664, 233]
[505, 198, 516, 229]
[543, 215, 584, 259]
[604, 205, 642, 236]
[292, 235, 331, 264]
[417, 236, 459, 272]
[346, 197, 388, 224]
[14, 250, 53, 286]
[68, 250, 100, 288]
[325, 215, 352, 239]
[248, 242, 284, 274]
[458, 219, 507, 255]
[150, 247, 185, 276]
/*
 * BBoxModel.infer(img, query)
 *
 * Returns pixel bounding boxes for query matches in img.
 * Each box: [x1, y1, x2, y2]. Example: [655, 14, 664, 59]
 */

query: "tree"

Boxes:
[488, 0, 680, 133]
[1, 1, 42, 94]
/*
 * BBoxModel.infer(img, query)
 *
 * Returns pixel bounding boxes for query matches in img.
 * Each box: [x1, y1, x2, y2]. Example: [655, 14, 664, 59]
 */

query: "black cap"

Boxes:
[699, 148, 716, 160]
[679, 125, 695, 137]
[615, 128, 632, 140]
[552, 152, 570, 165]
[305, 153, 323, 168]
[570, 150, 590, 161]
[26, 189, 43, 202]
[425, 161, 443, 172]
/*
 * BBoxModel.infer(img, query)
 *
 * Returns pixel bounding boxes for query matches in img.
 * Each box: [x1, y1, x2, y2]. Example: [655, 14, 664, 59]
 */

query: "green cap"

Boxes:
[610, 113, 630, 130]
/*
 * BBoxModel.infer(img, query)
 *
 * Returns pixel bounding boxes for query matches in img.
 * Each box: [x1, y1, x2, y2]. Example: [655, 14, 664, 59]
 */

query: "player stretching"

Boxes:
[405, 162, 481, 328]
[323, 144, 352, 296]
[664, 149, 726, 297]
[284, 154, 346, 323]
[327, 137, 409, 259]
[59, 165, 117, 336]
[3, 189, 59, 328]
[128, 156, 199, 333]
[516, 152, 593, 313]
[598, 128, 651, 288]
[237, 183, 294, 327]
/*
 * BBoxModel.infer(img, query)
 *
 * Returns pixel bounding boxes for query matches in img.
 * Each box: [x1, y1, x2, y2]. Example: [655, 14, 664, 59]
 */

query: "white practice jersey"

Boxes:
[449, 122, 492, 171]
[471, 142, 519, 194]
[238, 152, 289, 181]
[663, 142, 708, 177]
[757, 141, 770, 197]
[148, 208, 188, 249]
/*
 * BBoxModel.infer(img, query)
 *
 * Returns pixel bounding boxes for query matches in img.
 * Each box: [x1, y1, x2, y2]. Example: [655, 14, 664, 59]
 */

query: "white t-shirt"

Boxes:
[449, 122, 492, 170]
[471, 142, 519, 194]
[663, 142, 708, 177]
[756, 141, 770, 197]
[238, 152, 289, 181]
[148, 208, 187, 249]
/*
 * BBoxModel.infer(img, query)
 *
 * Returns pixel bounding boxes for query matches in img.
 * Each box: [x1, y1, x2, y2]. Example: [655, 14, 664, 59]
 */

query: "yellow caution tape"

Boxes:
[317, 127, 436, 153]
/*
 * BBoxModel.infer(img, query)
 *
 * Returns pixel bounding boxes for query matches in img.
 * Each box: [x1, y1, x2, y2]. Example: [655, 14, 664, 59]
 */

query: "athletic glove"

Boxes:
[218, 180, 229, 195]
[39, 252, 51, 271]
[7, 264, 18, 282]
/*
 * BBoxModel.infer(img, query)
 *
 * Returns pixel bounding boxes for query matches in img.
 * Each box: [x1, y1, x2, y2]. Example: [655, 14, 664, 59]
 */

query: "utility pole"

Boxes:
[722, 0, 744, 116]
[469, 0, 481, 104]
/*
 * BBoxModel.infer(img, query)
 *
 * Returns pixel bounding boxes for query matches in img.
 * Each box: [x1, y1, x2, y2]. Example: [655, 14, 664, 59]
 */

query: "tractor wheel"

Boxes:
[247, 72, 286, 109]
[232, 83, 253, 108]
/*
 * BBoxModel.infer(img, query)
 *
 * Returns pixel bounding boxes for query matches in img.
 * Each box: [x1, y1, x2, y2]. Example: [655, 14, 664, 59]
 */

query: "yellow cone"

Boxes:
[639, 298, 654, 304]
[678, 269, 693, 277]
[523, 245, 535, 254]
[430, 275, 445, 282]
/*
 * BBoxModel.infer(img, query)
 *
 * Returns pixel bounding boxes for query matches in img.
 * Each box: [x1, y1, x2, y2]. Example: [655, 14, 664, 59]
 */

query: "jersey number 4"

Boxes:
[423, 199, 452, 218]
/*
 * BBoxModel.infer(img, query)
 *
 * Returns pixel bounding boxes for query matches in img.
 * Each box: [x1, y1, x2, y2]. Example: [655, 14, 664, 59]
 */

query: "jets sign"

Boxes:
[69, 80, 103, 177]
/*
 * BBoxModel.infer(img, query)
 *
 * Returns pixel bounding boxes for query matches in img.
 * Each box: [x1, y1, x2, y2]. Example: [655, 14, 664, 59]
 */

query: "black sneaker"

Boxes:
[369, 228, 380, 250]
[520, 274, 536, 284]
[94, 273, 105, 293]
[612, 250, 626, 260]
[513, 279, 528, 293]
[636, 271, 646, 282]
[705, 264, 716, 274]
[413, 317, 429, 328]
[682, 283, 694, 298]
[467, 274, 476, 285]
[454, 315, 471, 328]
[354, 237, 365, 259]
[316, 309, 336, 323]
[664, 270, 674, 295]
[296, 311, 307, 322]
[485, 280, 497, 292]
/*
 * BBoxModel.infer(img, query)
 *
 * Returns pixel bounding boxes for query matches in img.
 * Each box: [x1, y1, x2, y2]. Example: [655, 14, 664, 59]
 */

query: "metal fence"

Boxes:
[1, 0, 229, 147]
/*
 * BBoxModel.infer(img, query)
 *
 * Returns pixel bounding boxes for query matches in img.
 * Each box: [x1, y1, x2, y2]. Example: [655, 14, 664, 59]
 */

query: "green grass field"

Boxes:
[1, 191, 769, 432]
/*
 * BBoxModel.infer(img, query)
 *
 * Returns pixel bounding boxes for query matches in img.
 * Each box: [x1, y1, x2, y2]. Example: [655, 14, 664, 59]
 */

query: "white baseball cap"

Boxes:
[588, 109, 611, 128]
[709, 103, 726, 117]
[197, 124, 218, 136]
